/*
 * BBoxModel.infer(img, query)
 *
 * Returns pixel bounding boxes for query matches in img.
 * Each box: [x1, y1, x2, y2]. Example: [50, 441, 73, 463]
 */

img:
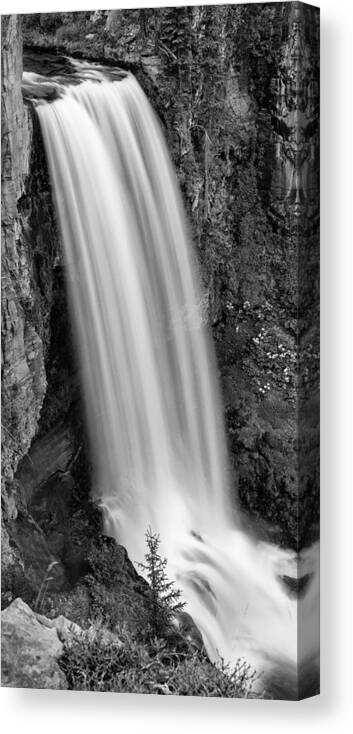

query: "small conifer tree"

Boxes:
[138, 527, 185, 639]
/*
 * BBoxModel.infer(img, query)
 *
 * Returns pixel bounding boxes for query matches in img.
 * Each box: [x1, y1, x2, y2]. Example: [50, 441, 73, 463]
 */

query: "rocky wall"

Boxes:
[1, 15, 80, 599]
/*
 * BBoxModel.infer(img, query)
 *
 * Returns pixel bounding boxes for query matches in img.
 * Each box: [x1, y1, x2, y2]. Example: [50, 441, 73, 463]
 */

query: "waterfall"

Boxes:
[34, 67, 319, 695]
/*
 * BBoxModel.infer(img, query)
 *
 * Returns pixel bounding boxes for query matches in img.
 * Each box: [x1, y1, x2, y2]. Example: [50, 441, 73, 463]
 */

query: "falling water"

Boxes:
[32, 65, 319, 696]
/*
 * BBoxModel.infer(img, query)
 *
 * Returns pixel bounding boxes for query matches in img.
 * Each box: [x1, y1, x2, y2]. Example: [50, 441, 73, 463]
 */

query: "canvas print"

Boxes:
[1, 3, 320, 699]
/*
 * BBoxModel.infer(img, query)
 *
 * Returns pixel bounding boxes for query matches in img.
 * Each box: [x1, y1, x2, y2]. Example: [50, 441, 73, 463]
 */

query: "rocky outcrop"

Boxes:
[1, 17, 79, 601]
[1, 16, 41, 482]
[1, 598, 68, 689]
[1, 15, 38, 591]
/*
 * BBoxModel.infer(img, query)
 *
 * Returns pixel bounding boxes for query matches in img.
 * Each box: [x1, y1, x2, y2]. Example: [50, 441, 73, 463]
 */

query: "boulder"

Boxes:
[1, 598, 68, 689]
[35, 610, 82, 642]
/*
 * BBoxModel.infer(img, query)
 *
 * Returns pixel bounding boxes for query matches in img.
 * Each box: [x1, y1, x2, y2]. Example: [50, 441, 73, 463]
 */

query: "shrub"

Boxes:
[60, 621, 256, 697]
[138, 527, 185, 640]
[60, 622, 146, 691]
[38, 584, 91, 627]
[84, 578, 147, 637]
[166, 653, 257, 697]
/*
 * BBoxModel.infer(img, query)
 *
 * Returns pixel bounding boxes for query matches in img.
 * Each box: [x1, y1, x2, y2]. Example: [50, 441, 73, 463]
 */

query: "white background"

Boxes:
[1, 0, 352, 731]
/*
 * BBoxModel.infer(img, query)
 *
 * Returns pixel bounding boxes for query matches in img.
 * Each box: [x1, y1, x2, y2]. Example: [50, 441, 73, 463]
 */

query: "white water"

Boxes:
[35, 68, 319, 696]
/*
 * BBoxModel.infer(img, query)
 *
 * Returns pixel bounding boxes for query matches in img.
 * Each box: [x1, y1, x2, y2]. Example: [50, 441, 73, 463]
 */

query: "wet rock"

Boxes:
[1, 16, 44, 484]
[15, 422, 75, 505]
[7, 514, 68, 597]
[2, 480, 23, 521]
[46, 530, 66, 558]
[1, 598, 68, 689]
[279, 573, 313, 599]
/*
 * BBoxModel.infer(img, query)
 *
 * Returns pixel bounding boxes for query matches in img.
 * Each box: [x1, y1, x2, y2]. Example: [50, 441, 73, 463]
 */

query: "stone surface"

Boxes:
[1, 17, 79, 590]
[35, 610, 82, 642]
[1, 15, 42, 483]
[15, 422, 75, 504]
[1, 598, 68, 689]
[6, 515, 68, 597]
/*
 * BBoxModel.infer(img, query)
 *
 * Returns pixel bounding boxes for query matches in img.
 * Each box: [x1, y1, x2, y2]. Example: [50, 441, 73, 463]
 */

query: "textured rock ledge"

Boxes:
[1, 15, 42, 482]
[1, 598, 68, 689]
[1, 16, 78, 596]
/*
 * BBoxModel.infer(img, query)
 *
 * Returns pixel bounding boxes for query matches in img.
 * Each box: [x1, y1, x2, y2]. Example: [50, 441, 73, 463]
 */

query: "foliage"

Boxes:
[84, 576, 149, 641]
[60, 620, 256, 697]
[48, 534, 147, 633]
[38, 584, 91, 627]
[34, 561, 60, 612]
[165, 652, 257, 698]
[138, 527, 185, 640]
[86, 536, 128, 588]
[58, 528, 256, 697]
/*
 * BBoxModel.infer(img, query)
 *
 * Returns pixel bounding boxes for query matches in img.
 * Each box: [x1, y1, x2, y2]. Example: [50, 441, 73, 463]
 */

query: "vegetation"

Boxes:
[137, 527, 185, 640]
[34, 561, 59, 612]
[60, 623, 256, 697]
[59, 529, 256, 697]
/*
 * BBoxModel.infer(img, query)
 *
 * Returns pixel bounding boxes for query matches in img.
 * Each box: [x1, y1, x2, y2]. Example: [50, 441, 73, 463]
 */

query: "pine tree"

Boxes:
[138, 527, 185, 639]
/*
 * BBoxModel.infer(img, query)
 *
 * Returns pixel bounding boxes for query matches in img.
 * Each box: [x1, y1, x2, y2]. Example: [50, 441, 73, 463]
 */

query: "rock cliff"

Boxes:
[1, 15, 79, 600]
[2, 15, 42, 484]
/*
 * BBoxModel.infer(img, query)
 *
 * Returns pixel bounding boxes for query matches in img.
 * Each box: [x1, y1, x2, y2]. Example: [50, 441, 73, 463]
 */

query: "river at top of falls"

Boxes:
[26, 60, 319, 698]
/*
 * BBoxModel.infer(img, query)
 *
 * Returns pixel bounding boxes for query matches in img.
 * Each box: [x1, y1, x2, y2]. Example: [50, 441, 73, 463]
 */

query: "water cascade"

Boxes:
[32, 65, 318, 695]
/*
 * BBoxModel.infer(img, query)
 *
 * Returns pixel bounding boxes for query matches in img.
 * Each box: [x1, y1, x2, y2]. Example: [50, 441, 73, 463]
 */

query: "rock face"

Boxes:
[1, 16, 79, 603]
[1, 15, 42, 482]
[1, 598, 68, 689]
